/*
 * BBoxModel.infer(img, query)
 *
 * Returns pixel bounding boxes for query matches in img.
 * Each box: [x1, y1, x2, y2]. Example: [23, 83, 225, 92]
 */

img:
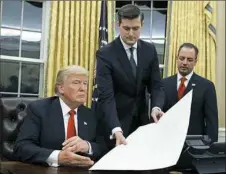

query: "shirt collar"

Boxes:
[177, 71, 194, 82]
[120, 36, 137, 50]
[59, 97, 78, 116]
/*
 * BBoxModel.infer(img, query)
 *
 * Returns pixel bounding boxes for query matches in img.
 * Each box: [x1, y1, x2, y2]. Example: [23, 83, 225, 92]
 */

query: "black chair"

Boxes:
[0, 97, 38, 161]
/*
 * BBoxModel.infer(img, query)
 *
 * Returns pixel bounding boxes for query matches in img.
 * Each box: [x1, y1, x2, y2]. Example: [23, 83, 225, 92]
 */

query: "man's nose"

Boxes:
[128, 29, 133, 35]
[182, 59, 188, 65]
[80, 83, 87, 91]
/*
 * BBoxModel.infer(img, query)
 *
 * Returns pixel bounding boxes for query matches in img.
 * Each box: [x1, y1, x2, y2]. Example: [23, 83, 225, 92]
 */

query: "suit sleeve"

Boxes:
[162, 80, 169, 113]
[147, 44, 165, 110]
[204, 82, 218, 142]
[89, 136, 108, 160]
[89, 111, 108, 160]
[13, 104, 53, 164]
[96, 50, 121, 132]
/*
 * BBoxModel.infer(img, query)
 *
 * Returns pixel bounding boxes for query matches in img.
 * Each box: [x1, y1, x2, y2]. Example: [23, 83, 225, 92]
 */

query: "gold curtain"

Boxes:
[45, 1, 115, 107]
[164, 1, 217, 83]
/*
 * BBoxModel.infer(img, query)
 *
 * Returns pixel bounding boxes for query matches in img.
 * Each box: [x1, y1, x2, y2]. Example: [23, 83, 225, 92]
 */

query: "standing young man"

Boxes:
[96, 4, 164, 147]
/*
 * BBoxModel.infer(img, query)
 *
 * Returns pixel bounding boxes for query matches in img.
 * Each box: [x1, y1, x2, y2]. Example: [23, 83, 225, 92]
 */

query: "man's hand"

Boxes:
[58, 147, 94, 167]
[151, 108, 164, 123]
[62, 136, 89, 153]
[114, 131, 127, 146]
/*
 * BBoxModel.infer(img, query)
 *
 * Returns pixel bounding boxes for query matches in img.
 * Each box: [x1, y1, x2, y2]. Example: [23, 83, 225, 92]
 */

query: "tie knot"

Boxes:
[69, 110, 75, 117]
[129, 47, 135, 53]
[180, 77, 187, 83]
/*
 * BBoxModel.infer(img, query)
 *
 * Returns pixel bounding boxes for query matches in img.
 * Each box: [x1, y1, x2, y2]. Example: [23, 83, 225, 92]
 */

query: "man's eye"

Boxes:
[132, 27, 139, 31]
[123, 27, 130, 31]
[179, 57, 184, 60]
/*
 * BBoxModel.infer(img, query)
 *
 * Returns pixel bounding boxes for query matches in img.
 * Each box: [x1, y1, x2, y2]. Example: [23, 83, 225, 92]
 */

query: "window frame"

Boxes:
[0, 0, 50, 97]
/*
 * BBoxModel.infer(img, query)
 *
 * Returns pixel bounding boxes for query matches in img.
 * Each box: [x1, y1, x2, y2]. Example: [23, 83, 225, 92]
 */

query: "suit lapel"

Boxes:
[184, 73, 198, 95]
[171, 75, 179, 103]
[49, 97, 65, 148]
[77, 105, 88, 138]
[136, 40, 142, 94]
[114, 37, 136, 87]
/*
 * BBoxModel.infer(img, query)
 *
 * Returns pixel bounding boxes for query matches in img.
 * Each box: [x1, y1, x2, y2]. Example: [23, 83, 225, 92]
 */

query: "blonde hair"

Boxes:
[55, 65, 88, 93]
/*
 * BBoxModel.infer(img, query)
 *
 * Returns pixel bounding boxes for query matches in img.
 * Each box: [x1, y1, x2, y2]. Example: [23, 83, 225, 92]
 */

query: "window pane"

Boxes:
[159, 68, 164, 77]
[140, 10, 151, 38]
[135, 1, 151, 8]
[1, 0, 22, 29]
[21, 63, 40, 94]
[23, 1, 43, 31]
[115, 14, 119, 37]
[152, 10, 167, 39]
[139, 39, 165, 64]
[0, 28, 20, 57]
[116, 1, 132, 8]
[158, 54, 164, 65]
[0, 94, 18, 97]
[21, 31, 41, 58]
[153, 1, 168, 9]
[0, 60, 19, 93]
[152, 39, 165, 64]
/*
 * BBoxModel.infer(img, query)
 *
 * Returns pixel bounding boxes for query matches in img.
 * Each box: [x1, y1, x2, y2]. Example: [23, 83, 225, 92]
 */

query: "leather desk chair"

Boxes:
[0, 97, 38, 161]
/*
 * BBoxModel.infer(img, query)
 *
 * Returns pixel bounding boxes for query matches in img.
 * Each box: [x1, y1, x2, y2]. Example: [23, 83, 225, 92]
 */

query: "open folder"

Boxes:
[90, 90, 193, 171]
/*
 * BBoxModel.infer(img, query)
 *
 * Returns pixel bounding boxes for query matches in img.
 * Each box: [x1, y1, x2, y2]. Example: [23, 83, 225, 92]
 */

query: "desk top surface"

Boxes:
[0, 161, 177, 174]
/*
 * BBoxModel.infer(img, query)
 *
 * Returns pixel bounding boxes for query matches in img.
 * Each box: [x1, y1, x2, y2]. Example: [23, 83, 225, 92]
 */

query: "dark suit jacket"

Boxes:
[13, 97, 107, 165]
[162, 73, 218, 142]
[96, 37, 164, 137]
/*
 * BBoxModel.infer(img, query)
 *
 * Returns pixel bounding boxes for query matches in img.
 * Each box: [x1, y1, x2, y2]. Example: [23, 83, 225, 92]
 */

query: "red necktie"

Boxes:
[67, 110, 76, 139]
[178, 77, 187, 100]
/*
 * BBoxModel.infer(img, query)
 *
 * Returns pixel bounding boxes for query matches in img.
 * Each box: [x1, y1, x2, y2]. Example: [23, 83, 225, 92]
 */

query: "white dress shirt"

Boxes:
[46, 98, 92, 167]
[177, 71, 194, 90]
[120, 36, 138, 65]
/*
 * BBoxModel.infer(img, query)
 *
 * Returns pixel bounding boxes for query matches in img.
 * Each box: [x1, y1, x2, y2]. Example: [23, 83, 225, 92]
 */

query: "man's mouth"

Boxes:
[127, 37, 135, 40]
[181, 67, 187, 70]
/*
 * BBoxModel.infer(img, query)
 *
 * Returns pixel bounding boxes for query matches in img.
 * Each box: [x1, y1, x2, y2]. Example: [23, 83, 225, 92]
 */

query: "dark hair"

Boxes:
[118, 4, 144, 24]
[178, 43, 199, 58]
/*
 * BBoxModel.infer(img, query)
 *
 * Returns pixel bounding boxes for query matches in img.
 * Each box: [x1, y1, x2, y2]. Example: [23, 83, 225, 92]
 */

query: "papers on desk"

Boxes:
[90, 90, 193, 171]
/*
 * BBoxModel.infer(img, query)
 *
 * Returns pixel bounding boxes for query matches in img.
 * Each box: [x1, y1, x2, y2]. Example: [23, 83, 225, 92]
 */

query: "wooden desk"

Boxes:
[0, 161, 175, 174]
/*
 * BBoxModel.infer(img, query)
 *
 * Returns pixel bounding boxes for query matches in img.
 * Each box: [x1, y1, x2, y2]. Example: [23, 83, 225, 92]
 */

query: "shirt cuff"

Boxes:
[46, 150, 61, 167]
[86, 141, 93, 155]
[110, 127, 123, 139]
[152, 107, 161, 112]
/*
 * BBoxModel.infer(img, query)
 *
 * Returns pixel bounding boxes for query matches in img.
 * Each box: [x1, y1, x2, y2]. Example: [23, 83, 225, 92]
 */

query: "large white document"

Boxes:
[90, 90, 193, 171]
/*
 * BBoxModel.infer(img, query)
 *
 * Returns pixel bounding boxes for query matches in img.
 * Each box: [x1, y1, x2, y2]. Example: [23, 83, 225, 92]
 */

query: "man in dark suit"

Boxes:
[162, 43, 218, 142]
[13, 65, 107, 167]
[96, 4, 164, 147]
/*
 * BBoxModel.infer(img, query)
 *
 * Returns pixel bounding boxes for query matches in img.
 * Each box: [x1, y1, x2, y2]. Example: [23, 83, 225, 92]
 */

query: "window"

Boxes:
[0, 0, 50, 97]
[115, 1, 168, 77]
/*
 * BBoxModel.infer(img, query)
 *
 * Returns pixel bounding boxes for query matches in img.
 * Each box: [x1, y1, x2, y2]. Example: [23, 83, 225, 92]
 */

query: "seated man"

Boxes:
[13, 65, 107, 167]
[162, 43, 218, 143]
